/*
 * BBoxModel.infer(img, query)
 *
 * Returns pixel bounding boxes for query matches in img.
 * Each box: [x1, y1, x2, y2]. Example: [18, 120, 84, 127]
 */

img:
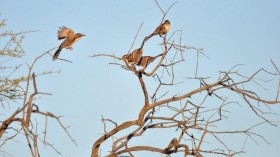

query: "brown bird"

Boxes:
[164, 138, 179, 153]
[137, 53, 163, 68]
[122, 48, 143, 65]
[53, 26, 85, 60]
[153, 20, 170, 37]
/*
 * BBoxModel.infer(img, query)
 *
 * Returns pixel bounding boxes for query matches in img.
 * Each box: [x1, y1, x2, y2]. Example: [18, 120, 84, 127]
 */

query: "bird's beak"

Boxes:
[82, 34, 86, 36]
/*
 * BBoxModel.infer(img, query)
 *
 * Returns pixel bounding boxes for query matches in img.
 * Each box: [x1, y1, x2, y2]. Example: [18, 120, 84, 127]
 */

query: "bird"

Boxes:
[164, 138, 179, 153]
[122, 48, 143, 65]
[153, 20, 170, 37]
[143, 20, 171, 44]
[137, 53, 163, 68]
[53, 26, 85, 60]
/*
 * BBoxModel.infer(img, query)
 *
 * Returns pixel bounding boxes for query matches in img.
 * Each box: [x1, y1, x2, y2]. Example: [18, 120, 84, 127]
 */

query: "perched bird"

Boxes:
[137, 53, 163, 68]
[53, 26, 85, 60]
[122, 48, 143, 65]
[153, 20, 170, 37]
[164, 138, 179, 153]
[143, 20, 171, 44]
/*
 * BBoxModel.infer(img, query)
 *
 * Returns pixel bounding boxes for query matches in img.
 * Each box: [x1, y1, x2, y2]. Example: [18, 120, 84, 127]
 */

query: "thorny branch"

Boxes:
[0, 48, 76, 156]
[90, 2, 280, 157]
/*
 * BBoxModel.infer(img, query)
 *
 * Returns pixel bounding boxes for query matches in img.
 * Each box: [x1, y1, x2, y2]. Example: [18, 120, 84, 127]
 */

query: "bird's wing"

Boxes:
[131, 48, 143, 61]
[158, 23, 166, 33]
[153, 24, 162, 34]
[57, 26, 74, 40]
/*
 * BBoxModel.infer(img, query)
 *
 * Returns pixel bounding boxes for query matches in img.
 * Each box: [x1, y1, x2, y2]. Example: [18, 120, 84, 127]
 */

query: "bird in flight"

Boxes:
[53, 26, 85, 61]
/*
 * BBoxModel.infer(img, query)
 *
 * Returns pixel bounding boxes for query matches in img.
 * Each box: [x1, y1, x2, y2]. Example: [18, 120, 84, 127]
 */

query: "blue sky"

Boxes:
[1, 0, 280, 157]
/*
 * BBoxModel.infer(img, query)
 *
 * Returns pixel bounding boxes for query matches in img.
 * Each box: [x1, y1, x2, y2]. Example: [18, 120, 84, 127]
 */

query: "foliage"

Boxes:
[0, 18, 74, 157]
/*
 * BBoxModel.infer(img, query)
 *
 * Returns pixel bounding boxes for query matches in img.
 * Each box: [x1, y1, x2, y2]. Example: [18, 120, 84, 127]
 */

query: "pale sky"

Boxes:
[1, 0, 280, 157]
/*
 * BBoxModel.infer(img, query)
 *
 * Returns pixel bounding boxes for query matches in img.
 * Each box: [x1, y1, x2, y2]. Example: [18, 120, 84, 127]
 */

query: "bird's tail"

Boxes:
[53, 46, 62, 61]
[141, 33, 156, 48]
[155, 53, 163, 58]
[149, 53, 163, 64]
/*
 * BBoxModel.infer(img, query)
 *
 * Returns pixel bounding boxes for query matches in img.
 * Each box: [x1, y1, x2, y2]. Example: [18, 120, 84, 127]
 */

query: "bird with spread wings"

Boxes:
[53, 26, 85, 61]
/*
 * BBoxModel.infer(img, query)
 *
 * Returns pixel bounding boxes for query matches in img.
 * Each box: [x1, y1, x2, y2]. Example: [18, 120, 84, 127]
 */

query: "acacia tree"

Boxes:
[0, 18, 75, 157]
[0, 2, 280, 157]
[90, 3, 280, 157]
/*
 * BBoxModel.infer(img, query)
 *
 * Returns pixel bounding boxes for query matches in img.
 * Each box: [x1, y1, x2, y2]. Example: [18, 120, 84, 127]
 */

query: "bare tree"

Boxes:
[90, 2, 280, 157]
[1, 1, 280, 157]
[0, 18, 76, 157]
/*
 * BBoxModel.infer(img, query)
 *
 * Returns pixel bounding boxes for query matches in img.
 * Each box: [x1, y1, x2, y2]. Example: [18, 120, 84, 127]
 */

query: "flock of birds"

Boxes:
[53, 20, 171, 69]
